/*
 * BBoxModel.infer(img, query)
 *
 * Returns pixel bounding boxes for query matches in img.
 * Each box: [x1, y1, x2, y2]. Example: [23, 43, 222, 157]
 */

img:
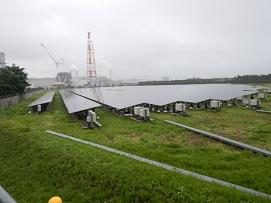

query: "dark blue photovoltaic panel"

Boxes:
[28, 91, 55, 107]
[60, 90, 100, 114]
[68, 84, 257, 109]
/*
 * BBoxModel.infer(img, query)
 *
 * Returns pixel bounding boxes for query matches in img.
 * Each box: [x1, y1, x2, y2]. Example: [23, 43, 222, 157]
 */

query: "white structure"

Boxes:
[210, 100, 221, 109]
[0, 52, 5, 68]
[242, 97, 250, 106]
[134, 106, 142, 116]
[242, 97, 261, 108]
[133, 106, 150, 120]
[250, 99, 261, 108]
[175, 103, 186, 112]
[87, 110, 97, 123]
[37, 104, 42, 112]
[139, 108, 150, 119]
[258, 92, 266, 99]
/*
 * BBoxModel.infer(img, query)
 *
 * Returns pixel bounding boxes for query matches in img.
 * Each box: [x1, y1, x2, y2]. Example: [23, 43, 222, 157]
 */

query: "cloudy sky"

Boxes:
[0, 0, 270, 80]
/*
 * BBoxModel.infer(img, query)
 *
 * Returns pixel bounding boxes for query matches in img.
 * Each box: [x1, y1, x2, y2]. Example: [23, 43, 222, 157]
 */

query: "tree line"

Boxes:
[138, 74, 271, 86]
[0, 64, 29, 97]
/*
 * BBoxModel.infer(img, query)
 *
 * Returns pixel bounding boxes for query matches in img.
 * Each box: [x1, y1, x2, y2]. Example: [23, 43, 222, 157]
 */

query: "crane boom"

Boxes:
[40, 43, 58, 64]
[40, 43, 63, 73]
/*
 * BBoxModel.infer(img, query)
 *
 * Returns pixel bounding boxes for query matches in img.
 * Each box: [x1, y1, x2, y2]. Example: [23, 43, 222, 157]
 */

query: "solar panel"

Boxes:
[28, 91, 55, 107]
[59, 90, 100, 114]
[68, 84, 257, 110]
[68, 87, 145, 109]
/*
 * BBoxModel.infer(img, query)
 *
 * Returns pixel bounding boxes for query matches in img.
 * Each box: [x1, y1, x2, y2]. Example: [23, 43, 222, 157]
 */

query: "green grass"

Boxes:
[249, 83, 271, 88]
[249, 83, 271, 110]
[0, 91, 271, 202]
[154, 97, 271, 149]
[261, 96, 271, 111]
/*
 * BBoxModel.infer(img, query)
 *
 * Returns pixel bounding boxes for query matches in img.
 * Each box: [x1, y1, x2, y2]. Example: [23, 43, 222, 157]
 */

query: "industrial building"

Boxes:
[56, 72, 72, 84]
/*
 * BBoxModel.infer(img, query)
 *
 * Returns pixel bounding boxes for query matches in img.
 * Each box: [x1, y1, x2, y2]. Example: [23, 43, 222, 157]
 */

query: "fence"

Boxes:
[0, 90, 44, 110]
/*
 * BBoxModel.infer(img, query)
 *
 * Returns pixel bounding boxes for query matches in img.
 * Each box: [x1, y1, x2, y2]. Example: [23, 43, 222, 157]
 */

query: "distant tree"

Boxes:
[0, 64, 30, 96]
[139, 74, 271, 86]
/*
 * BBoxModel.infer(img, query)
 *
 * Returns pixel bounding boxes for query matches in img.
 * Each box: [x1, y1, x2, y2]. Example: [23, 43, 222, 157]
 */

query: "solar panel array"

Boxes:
[28, 91, 55, 107]
[59, 90, 100, 114]
[68, 84, 256, 110]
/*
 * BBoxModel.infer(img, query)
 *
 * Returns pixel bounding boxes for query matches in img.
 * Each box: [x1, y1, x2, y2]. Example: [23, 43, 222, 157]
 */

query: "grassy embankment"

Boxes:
[249, 83, 271, 88]
[0, 91, 271, 202]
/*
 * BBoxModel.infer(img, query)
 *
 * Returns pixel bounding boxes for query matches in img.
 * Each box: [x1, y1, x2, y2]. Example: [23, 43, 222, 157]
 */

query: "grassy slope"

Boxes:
[154, 97, 271, 150]
[249, 83, 271, 88]
[0, 92, 270, 202]
[261, 96, 271, 111]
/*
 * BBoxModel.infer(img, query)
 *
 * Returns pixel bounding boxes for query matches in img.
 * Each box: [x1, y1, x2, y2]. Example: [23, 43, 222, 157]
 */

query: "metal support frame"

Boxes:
[165, 120, 271, 157]
[0, 186, 16, 203]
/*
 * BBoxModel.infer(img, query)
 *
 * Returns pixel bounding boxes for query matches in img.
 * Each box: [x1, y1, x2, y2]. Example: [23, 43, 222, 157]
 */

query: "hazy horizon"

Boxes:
[1, 0, 271, 80]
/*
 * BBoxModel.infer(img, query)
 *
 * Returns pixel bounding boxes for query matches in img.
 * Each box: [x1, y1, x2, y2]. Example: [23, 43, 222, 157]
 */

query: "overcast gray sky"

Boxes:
[0, 0, 270, 80]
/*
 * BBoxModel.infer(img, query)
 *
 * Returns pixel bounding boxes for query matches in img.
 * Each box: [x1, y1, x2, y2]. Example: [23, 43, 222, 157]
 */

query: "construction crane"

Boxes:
[69, 65, 79, 86]
[40, 43, 64, 74]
